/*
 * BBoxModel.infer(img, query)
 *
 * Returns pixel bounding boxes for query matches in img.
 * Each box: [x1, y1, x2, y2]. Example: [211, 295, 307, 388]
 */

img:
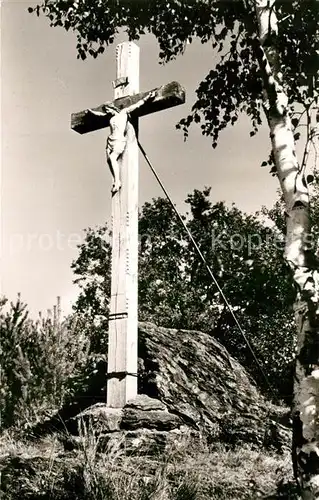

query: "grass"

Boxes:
[0, 425, 299, 500]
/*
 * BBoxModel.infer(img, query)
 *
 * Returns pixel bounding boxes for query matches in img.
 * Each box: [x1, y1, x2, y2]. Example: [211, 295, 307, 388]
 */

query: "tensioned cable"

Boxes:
[138, 139, 278, 401]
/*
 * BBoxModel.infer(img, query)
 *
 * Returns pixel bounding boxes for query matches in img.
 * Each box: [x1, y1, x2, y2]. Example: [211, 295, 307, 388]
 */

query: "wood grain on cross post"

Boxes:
[107, 41, 140, 407]
[70, 43, 185, 409]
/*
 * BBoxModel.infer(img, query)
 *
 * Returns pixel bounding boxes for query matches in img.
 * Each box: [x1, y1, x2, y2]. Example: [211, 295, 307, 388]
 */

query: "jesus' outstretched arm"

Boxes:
[86, 108, 111, 117]
[124, 90, 156, 114]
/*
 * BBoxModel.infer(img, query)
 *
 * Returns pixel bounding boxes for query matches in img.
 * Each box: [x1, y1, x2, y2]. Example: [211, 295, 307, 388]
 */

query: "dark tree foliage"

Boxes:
[71, 189, 296, 399]
[30, 0, 318, 150]
[71, 225, 111, 354]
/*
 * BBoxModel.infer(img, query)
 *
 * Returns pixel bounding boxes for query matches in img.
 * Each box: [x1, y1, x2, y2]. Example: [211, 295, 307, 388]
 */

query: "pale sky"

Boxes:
[2, 1, 279, 317]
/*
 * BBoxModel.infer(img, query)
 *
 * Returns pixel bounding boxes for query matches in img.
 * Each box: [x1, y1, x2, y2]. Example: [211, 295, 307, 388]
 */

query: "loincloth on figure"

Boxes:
[106, 135, 127, 157]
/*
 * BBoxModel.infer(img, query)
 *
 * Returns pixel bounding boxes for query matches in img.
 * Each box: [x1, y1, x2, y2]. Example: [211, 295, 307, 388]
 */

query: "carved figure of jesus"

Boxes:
[87, 90, 156, 194]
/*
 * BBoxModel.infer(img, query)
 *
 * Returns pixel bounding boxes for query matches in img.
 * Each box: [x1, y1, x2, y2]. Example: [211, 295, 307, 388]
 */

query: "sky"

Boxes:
[2, 0, 279, 317]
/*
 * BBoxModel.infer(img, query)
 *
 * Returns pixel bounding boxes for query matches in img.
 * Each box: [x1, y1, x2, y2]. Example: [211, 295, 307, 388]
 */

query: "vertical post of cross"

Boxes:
[107, 42, 140, 407]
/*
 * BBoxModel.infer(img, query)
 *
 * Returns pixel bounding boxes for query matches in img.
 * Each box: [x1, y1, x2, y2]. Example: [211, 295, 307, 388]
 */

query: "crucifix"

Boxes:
[71, 42, 185, 408]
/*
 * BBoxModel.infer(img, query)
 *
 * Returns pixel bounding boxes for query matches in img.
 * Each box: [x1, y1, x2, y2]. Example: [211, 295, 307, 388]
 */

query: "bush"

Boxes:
[0, 296, 90, 430]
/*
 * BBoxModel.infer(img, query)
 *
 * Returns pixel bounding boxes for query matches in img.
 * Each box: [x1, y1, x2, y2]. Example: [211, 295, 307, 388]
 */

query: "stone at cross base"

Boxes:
[71, 41, 186, 408]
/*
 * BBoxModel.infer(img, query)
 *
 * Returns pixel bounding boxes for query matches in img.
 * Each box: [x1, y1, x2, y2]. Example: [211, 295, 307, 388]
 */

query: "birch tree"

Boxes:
[31, 0, 319, 495]
[254, 1, 319, 496]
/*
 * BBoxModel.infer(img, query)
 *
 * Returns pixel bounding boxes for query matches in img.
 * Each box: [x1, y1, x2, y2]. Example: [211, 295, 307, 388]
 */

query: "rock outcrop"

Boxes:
[29, 322, 288, 449]
[137, 322, 270, 446]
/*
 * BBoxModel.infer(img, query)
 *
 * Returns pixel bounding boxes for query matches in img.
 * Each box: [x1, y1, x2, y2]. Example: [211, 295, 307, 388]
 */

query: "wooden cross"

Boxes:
[71, 41, 185, 408]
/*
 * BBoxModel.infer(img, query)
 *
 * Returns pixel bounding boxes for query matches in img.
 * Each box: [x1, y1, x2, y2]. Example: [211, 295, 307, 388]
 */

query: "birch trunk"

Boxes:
[255, 1, 319, 497]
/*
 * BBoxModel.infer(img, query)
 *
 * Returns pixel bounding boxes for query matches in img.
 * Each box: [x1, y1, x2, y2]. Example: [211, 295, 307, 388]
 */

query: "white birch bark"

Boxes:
[255, 1, 319, 497]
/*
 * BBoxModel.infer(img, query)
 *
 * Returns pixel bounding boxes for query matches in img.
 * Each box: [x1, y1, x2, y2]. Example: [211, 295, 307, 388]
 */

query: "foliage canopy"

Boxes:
[30, 0, 318, 149]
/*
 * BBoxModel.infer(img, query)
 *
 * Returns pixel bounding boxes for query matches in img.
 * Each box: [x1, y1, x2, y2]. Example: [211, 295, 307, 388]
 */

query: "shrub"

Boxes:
[0, 296, 89, 430]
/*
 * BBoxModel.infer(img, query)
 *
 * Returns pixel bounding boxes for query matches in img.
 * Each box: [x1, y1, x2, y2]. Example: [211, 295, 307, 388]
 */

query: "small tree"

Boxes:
[0, 296, 89, 429]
